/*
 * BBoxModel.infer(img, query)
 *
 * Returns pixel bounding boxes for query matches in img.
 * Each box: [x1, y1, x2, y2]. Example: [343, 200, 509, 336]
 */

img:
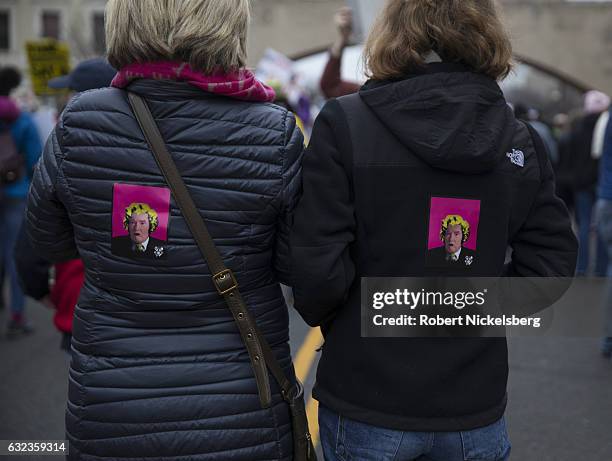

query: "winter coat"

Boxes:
[25, 79, 303, 461]
[291, 62, 577, 432]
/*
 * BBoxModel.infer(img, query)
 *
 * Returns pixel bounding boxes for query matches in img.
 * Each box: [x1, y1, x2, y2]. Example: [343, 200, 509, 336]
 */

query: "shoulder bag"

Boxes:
[127, 92, 316, 461]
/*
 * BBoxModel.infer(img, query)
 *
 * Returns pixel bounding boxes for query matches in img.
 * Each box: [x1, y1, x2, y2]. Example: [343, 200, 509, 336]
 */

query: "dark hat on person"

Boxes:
[48, 58, 116, 92]
[0, 66, 22, 96]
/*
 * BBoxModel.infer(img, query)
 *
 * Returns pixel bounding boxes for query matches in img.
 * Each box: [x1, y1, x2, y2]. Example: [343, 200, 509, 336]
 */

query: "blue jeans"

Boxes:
[0, 197, 26, 316]
[596, 199, 612, 353]
[319, 406, 510, 461]
[576, 190, 608, 276]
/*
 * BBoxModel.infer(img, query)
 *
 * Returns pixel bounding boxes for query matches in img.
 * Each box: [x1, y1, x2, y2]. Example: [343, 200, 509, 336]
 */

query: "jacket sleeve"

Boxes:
[25, 126, 78, 262]
[507, 125, 578, 277]
[14, 223, 51, 300]
[289, 100, 356, 326]
[273, 111, 304, 284]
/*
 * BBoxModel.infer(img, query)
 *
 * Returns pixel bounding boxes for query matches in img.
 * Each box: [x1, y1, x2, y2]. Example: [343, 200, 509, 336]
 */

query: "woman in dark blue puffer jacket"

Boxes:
[25, 1, 303, 459]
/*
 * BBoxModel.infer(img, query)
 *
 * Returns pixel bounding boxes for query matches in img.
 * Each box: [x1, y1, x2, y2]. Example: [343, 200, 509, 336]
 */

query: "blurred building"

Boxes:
[501, 0, 612, 96]
[248, 0, 343, 67]
[0, 0, 107, 68]
[250, 0, 612, 96]
[1, 0, 610, 97]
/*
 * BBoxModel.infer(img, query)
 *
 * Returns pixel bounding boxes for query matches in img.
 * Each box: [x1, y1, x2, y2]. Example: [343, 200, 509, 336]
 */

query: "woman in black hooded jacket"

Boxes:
[291, 1, 577, 460]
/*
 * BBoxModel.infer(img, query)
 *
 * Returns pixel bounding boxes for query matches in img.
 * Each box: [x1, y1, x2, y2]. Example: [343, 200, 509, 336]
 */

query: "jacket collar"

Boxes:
[362, 61, 477, 91]
[124, 79, 223, 101]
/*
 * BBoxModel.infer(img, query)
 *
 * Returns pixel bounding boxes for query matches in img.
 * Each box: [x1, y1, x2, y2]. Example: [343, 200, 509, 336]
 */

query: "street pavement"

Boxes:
[0, 288, 611, 460]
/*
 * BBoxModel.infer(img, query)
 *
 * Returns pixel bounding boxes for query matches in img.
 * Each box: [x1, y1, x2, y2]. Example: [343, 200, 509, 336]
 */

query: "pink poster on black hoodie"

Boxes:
[426, 196, 480, 268]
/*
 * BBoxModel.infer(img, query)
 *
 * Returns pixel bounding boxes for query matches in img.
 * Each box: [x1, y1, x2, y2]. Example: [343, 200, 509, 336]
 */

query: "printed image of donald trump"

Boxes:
[111, 203, 165, 259]
[428, 214, 476, 266]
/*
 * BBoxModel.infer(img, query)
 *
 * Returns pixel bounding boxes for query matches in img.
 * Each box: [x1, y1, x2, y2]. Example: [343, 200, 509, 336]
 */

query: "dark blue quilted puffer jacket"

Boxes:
[25, 80, 304, 460]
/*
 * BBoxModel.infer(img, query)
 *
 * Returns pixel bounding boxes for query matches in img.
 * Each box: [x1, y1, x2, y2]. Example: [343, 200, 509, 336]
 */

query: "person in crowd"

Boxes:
[596, 106, 612, 359]
[553, 112, 570, 140]
[320, 6, 360, 98]
[14, 58, 115, 352]
[569, 90, 610, 276]
[514, 104, 558, 165]
[48, 56, 117, 115]
[48, 57, 117, 94]
[25, 0, 303, 459]
[291, 1, 577, 459]
[0, 66, 43, 337]
[553, 112, 575, 212]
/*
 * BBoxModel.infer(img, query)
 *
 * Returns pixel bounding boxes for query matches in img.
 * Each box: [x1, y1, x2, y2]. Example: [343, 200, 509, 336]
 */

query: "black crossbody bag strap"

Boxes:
[127, 92, 315, 461]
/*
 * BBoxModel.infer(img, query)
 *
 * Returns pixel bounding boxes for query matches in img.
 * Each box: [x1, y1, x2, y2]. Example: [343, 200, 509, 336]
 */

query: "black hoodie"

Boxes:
[290, 63, 577, 431]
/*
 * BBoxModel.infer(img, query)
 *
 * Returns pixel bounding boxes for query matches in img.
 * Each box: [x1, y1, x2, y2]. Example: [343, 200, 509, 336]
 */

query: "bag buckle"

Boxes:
[213, 269, 238, 295]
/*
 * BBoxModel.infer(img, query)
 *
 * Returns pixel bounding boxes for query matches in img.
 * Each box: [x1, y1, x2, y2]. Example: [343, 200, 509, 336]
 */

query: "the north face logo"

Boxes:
[506, 149, 525, 167]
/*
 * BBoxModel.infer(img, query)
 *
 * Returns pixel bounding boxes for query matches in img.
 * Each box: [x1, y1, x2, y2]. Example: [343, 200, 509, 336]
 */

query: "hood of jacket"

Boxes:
[0, 96, 20, 123]
[359, 63, 516, 174]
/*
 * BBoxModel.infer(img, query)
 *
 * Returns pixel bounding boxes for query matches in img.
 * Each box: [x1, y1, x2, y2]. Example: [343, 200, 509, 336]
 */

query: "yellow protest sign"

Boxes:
[26, 39, 71, 96]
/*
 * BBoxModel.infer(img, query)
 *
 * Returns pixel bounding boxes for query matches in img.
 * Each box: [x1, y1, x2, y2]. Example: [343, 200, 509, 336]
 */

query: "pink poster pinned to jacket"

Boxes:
[111, 183, 171, 260]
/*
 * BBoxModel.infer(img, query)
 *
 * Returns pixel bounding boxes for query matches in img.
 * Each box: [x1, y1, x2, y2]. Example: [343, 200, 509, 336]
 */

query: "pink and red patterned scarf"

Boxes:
[111, 61, 275, 103]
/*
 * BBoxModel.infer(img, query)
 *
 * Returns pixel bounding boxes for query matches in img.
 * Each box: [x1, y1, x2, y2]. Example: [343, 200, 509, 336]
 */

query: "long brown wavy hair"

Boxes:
[364, 0, 513, 81]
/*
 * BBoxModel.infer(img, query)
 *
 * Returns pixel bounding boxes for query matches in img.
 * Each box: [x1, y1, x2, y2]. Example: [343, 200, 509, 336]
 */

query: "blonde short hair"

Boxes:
[364, 0, 513, 81]
[105, 0, 250, 73]
[440, 215, 470, 243]
[123, 203, 159, 233]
